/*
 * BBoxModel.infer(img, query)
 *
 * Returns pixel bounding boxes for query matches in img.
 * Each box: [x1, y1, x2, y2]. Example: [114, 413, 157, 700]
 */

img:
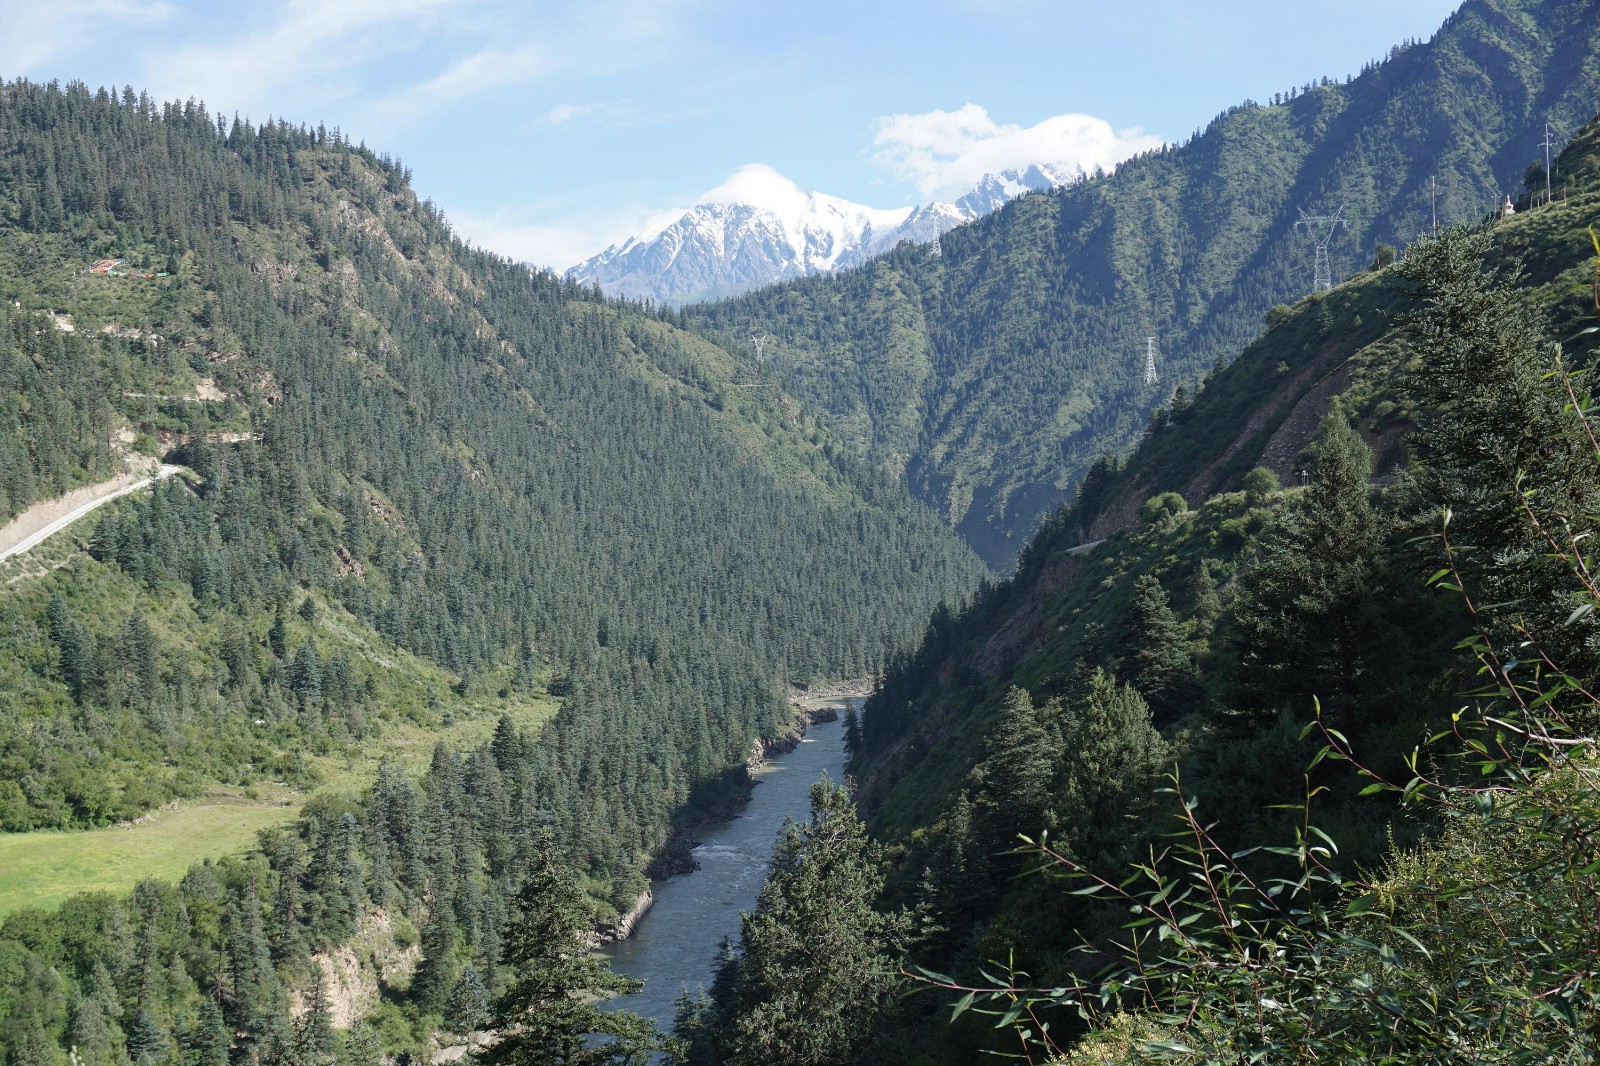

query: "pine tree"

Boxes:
[5, 1007, 60, 1066]
[292, 973, 337, 1065]
[125, 1006, 168, 1065]
[411, 905, 459, 1016]
[1190, 560, 1223, 640]
[191, 997, 230, 1066]
[344, 1023, 384, 1066]
[1058, 670, 1171, 868]
[1116, 573, 1200, 721]
[672, 985, 718, 1066]
[1232, 408, 1388, 724]
[721, 777, 909, 1066]
[980, 687, 1060, 848]
[121, 610, 161, 710]
[46, 594, 94, 702]
[914, 790, 991, 951]
[268, 606, 290, 661]
[1399, 228, 1600, 685]
[288, 640, 322, 705]
[447, 965, 489, 1035]
[224, 886, 284, 1047]
[474, 848, 666, 1065]
[841, 706, 862, 763]
[67, 993, 120, 1066]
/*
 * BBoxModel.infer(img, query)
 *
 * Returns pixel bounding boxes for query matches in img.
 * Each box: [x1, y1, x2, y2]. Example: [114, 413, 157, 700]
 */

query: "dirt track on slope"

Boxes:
[0, 464, 182, 563]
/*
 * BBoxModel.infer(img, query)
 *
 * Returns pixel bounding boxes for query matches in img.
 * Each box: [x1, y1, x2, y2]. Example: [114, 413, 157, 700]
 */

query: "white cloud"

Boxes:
[449, 202, 687, 272]
[414, 44, 547, 100]
[870, 103, 1163, 200]
[369, 0, 694, 128]
[541, 100, 634, 127]
[149, 0, 460, 116]
[697, 164, 807, 212]
[369, 41, 549, 121]
[0, 0, 174, 76]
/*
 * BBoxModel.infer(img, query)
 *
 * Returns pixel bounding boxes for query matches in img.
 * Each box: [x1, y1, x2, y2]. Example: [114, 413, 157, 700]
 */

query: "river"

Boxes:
[597, 701, 853, 1032]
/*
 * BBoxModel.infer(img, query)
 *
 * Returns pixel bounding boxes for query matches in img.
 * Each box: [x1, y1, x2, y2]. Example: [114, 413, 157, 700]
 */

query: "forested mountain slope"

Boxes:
[687, 0, 1600, 565]
[0, 79, 984, 1063]
[749, 111, 1600, 1064]
[0, 77, 979, 847]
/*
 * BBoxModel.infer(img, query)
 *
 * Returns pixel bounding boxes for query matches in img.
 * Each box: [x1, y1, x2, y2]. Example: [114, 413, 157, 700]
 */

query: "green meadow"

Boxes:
[0, 693, 556, 918]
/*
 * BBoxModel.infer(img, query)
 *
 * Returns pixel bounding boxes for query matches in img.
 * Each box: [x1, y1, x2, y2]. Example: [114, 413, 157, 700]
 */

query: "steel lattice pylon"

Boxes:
[1296, 206, 1346, 292]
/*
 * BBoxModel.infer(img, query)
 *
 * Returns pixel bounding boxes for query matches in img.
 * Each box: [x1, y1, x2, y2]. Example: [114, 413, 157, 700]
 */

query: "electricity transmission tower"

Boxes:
[1144, 337, 1159, 385]
[930, 233, 942, 258]
[1296, 206, 1346, 292]
[1542, 122, 1557, 207]
[751, 333, 767, 362]
[1428, 176, 1439, 234]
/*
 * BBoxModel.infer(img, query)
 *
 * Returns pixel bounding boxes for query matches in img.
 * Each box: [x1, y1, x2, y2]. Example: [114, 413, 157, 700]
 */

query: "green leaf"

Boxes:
[1345, 893, 1378, 916]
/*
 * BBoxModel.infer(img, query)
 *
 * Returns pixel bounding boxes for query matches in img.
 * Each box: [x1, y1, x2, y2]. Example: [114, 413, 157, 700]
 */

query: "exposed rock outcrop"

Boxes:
[594, 889, 654, 944]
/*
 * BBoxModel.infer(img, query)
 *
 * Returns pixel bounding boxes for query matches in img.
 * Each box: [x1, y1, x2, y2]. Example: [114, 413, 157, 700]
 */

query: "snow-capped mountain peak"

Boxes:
[570, 163, 1072, 305]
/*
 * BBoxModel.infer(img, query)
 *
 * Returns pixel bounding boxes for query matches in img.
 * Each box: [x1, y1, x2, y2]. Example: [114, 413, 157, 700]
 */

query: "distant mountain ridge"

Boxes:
[569, 163, 1076, 304]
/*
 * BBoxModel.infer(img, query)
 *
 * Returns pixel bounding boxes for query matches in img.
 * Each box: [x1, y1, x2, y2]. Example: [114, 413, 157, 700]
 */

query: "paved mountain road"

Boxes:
[0, 464, 184, 564]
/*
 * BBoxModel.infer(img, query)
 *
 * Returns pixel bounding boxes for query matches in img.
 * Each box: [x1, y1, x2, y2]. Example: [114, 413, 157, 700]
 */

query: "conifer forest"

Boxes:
[2, 0, 1600, 1062]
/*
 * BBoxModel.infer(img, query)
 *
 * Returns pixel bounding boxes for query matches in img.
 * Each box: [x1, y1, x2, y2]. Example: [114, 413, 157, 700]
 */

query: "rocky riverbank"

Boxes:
[594, 888, 654, 944]
[749, 699, 844, 767]
[629, 689, 867, 909]
[787, 677, 874, 705]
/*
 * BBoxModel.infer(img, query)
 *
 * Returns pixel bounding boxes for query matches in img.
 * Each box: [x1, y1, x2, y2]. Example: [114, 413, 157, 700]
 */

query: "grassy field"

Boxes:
[0, 490, 563, 919]
[0, 695, 559, 919]
[0, 796, 296, 915]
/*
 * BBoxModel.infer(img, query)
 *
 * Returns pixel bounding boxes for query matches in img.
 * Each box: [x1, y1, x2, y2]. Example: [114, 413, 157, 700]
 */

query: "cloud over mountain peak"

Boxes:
[570, 159, 1081, 305]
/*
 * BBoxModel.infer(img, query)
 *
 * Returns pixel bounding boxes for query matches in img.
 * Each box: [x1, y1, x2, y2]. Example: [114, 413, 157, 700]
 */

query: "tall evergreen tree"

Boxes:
[721, 778, 909, 1066]
[1399, 228, 1600, 686]
[1057, 670, 1171, 868]
[841, 706, 862, 764]
[474, 849, 666, 1065]
[292, 973, 337, 1066]
[980, 687, 1061, 849]
[190, 998, 230, 1066]
[124, 1007, 167, 1066]
[1231, 408, 1389, 723]
[448, 965, 490, 1035]
[1115, 574, 1201, 721]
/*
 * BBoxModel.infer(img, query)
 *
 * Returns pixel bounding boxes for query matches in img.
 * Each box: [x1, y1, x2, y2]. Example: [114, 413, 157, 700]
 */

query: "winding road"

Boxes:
[0, 464, 183, 564]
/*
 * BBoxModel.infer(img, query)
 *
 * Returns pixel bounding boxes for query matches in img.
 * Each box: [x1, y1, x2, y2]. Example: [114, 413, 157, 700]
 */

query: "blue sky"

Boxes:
[0, 0, 1460, 269]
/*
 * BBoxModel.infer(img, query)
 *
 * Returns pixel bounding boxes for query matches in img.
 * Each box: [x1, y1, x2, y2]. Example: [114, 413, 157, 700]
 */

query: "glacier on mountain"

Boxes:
[569, 162, 1076, 305]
